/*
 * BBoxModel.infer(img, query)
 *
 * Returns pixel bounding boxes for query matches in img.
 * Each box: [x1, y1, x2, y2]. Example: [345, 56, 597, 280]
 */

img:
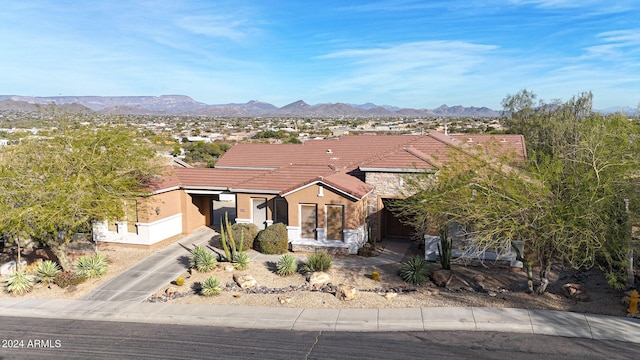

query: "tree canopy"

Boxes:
[0, 126, 161, 270]
[395, 90, 640, 293]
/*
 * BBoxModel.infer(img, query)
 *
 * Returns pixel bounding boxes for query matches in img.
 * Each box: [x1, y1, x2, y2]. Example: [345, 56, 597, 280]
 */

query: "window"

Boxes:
[326, 205, 344, 241]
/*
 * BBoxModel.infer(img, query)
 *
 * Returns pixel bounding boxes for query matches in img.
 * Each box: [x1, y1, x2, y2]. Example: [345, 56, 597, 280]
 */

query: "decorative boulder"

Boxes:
[164, 287, 176, 297]
[384, 292, 398, 300]
[223, 264, 235, 272]
[335, 284, 358, 301]
[308, 271, 330, 288]
[0, 260, 28, 276]
[562, 283, 591, 302]
[431, 269, 454, 287]
[233, 273, 257, 289]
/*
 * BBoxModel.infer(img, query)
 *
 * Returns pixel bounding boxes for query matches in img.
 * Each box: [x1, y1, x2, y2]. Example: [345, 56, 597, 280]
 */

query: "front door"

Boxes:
[300, 204, 317, 239]
[252, 198, 267, 229]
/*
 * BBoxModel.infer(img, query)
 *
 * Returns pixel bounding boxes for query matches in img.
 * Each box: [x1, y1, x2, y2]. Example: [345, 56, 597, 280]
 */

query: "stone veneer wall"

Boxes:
[364, 172, 407, 241]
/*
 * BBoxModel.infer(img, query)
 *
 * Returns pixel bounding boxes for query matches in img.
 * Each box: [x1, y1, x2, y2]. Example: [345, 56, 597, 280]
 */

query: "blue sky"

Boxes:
[1, 0, 639, 109]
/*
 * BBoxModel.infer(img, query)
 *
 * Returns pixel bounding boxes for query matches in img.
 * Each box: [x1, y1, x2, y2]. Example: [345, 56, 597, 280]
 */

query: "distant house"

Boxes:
[94, 133, 526, 254]
[0, 139, 8, 146]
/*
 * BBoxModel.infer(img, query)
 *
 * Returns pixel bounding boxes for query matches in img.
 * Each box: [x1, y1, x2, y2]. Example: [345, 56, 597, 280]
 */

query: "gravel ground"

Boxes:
[1, 241, 632, 317]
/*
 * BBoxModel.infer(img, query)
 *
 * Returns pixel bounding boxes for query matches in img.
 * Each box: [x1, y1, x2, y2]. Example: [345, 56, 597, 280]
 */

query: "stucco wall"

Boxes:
[284, 184, 363, 229]
[137, 190, 183, 223]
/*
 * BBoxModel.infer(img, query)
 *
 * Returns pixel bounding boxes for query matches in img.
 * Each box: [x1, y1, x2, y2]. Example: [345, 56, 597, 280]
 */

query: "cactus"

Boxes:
[175, 277, 185, 286]
[438, 227, 452, 270]
[220, 212, 242, 262]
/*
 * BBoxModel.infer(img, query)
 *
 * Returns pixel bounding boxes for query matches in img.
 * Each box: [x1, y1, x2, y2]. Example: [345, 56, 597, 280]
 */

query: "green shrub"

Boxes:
[230, 223, 259, 250]
[75, 253, 108, 279]
[36, 260, 61, 284]
[4, 271, 35, 295]
[399, 255, 431, 285]
[255, 223, 289, 254]
[190, 246, 218, 272]
[302, 252, 332, 273]
[276, 254, 297, 276]
[232, 251, 251, 270]
[201, 276, 222, 296]
[54, 271, 86, 288]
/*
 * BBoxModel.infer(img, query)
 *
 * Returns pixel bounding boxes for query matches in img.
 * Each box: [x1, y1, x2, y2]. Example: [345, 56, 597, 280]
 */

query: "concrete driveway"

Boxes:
[82, 226, 216, 302]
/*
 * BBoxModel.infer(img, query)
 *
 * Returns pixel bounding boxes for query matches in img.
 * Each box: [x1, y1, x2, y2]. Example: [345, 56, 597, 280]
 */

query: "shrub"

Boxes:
[175, 277, 185, 286]
[24, 259, 42, 275]
[189, 246, 217, 272]
[54, 271, 86, 288]
[36, 260, 61, 284]
[75, 253, 108, 279]
[255, 223, 289, 254]
[201, 276, 222, 296]
[4, 271, 35, 295]
[399, 256, 431, 285]
[232, 251, 251, 270]
[302, 252, 332, 273]
[276, 254, 297, 276]
[230, 223, 259, 250]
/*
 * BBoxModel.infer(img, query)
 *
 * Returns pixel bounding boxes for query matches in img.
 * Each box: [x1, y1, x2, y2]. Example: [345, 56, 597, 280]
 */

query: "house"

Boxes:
[94, 132, 526, 254]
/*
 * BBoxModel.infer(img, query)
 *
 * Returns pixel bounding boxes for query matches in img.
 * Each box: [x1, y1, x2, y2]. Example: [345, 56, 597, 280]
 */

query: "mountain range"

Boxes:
[0, 95, 635, 117]
[0, 95, 501, 118]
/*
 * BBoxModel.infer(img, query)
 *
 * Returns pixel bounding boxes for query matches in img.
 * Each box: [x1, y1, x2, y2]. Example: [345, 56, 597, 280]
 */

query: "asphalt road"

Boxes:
[1, 316, 637, 360]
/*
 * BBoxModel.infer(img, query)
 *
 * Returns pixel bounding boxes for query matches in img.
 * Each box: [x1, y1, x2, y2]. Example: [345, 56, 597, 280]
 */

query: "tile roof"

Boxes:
[153, 133, 526, 200]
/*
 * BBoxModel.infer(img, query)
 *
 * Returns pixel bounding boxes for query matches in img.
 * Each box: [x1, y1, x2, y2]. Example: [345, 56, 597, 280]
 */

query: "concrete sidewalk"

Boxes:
[1, 298, 639, 343]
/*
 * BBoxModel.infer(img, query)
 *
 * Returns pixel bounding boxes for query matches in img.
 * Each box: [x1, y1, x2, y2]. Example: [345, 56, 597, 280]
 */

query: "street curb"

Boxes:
[1, 298, 639, 343]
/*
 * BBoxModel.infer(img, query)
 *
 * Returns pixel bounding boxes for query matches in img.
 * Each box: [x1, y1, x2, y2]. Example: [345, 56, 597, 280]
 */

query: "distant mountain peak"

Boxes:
[0, 95, 503, 117]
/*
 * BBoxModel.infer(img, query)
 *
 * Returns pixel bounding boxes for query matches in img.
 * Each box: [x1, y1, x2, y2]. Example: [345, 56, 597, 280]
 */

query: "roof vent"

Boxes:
[326, 149, 333, 153]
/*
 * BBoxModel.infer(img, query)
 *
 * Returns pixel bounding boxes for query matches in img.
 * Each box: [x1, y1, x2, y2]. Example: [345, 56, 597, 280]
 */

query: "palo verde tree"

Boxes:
[394, 90, 640, 293]
[0, 125, 161, 270]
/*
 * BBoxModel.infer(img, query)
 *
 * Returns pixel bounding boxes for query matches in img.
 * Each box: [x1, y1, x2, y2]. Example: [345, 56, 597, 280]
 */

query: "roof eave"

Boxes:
[359, 167, 436, 173]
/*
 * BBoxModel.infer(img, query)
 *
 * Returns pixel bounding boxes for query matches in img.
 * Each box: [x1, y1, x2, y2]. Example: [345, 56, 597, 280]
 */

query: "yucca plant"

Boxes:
[302, 252, 332, 273]
[36, 260, 62, 284]
[75, 252, 108, 279]
[189, 246, 217, 272]
[276, 253, 297, 276]
[4, 271, 35, 295]
[232, 251, 250, 270]
[201, 275, 222, 296]
[399, 255, 431, 285]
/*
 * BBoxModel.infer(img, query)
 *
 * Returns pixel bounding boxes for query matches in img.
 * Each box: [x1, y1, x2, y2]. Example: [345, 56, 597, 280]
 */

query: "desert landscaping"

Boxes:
[2, 234, 630, 318]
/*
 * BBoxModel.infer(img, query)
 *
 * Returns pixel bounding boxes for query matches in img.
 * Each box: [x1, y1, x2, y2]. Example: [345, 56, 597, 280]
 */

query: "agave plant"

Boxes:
[189, 246, 217, 272]
[75, 253, 108, 279]
[276, 254, 297, 276]
[232, 251, 250, 270]
[4, 271, 35, 295]
[36, 260, 62, 284]
[399, 255, 431, 285]
[201, 276, 222, 296]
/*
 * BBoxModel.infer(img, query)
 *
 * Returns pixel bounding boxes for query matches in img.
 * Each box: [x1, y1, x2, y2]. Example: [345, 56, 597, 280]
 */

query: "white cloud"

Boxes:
[176, 14, 252, 42]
